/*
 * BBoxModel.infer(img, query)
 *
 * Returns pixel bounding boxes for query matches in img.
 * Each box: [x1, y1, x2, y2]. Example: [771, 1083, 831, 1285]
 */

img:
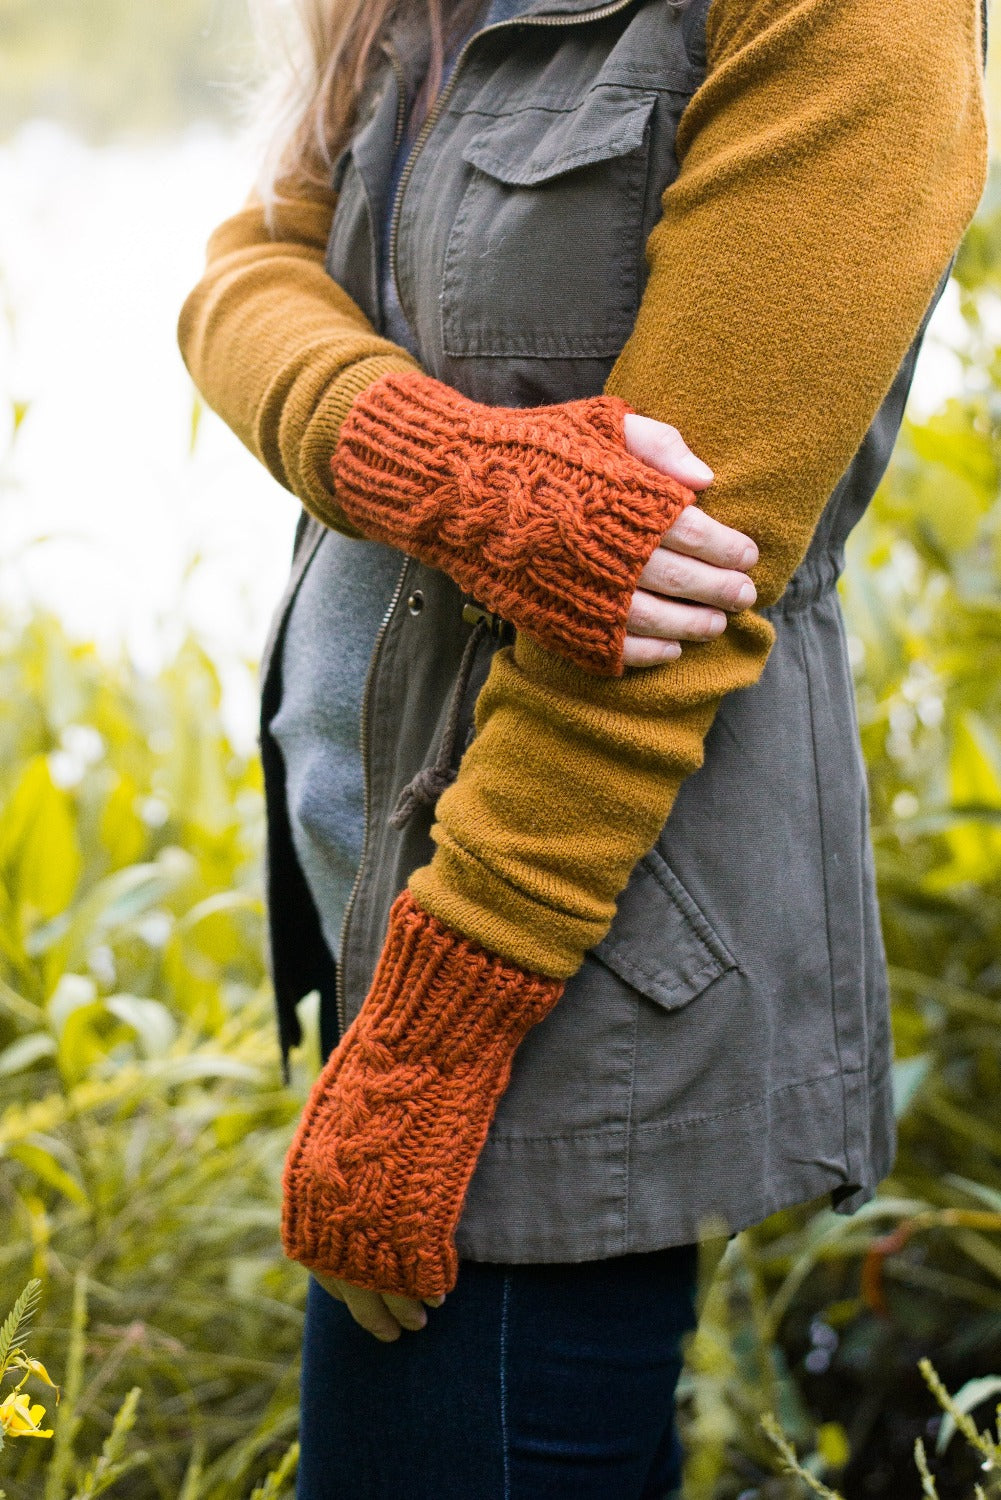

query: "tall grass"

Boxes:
[0, 608, 316, 1497]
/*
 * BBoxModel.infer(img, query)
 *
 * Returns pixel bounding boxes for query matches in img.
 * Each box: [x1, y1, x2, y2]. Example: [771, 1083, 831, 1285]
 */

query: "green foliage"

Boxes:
[0, 609, 313, 1497]
[0, 1279, 57, 1457]
[758, 1357, 1001, 1500]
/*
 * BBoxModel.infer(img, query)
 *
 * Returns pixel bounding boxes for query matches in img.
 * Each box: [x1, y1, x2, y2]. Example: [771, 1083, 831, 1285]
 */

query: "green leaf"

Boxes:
[7, 1141, 89, 1207]
[0, 1280, 41, 1371]
[98, 775, 147, 869]
[935, 1376, 1001, 1454]
[104, 995, 177, 1058]
[0, 1033, 57, 1076]
[0, 757, 83, 922]
[943, 1176, 1001, 1214]
[891, 1055, 933, 1119]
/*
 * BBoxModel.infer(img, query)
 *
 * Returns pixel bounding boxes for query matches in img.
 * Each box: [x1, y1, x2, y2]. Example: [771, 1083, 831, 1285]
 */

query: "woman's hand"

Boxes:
[622, 413, 759, 668]
[281, 894, 563, 1320]
[311, 1271, 445, 1341]
[332, 372, 702, 676]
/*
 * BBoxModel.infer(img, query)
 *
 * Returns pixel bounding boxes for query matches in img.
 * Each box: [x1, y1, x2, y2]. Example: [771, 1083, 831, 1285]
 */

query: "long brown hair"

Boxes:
[253, 0, 481, 206]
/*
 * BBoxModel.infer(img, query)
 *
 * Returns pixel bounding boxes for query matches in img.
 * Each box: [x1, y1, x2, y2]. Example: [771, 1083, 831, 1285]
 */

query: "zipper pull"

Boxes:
[461, 601, 508, 637]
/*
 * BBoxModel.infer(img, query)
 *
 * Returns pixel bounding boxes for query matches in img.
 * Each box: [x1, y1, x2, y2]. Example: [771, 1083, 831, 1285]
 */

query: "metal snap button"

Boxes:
[407, 590, 425, 616]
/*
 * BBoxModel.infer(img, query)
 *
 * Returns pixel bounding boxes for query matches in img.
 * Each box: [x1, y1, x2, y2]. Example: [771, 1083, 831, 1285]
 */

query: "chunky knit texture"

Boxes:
[280, 890, 563, 1295]
[178, 1, 988, 956]
[179, 0, 988, 1290]
[412, 0, 989, 973]
[331, 372, 694, 676]
[179, 0, 988, 979]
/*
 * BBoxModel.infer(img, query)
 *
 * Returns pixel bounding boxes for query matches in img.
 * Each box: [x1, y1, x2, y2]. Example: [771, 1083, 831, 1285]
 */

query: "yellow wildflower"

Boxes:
[10, 1356, 59, 1400]
[0, 1390, 53, 1439]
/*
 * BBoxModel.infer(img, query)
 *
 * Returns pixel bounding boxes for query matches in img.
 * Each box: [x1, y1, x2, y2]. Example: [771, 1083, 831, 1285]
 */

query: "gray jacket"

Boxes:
[260, 0, 967, 1261]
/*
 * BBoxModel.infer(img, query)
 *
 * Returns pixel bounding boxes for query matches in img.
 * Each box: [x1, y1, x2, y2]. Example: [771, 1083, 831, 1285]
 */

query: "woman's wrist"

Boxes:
[281, 889, 564, 1296]
[330, 370, 696, 675]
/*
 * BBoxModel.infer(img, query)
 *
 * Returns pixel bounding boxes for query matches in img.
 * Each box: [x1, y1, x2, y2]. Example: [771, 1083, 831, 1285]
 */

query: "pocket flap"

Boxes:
[592, 847, 737, 1011]
[461, 89, 656, 187]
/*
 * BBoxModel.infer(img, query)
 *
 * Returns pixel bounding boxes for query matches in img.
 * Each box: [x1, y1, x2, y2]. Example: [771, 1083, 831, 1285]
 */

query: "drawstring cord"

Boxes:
[390, 616, 488, 830]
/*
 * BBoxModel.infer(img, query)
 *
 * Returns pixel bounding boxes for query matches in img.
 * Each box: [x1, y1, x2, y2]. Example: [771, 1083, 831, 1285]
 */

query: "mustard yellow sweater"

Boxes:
[178, 0, 988, 979]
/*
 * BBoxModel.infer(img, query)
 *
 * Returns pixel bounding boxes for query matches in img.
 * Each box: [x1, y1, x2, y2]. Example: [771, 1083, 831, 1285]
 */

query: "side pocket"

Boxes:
[592, 846, 737, 1012]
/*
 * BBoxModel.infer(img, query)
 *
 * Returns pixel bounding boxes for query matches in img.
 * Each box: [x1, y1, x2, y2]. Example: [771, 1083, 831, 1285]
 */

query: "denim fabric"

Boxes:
[296, 1244, 698, 1500]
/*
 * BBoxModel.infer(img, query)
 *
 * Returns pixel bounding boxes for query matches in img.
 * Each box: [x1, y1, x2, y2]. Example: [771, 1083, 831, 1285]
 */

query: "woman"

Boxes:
[178, 0, 987, 1493]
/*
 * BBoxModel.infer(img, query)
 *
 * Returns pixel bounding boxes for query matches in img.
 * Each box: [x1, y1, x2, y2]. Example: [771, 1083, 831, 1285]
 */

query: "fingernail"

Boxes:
[737, 581, 756, 608]
[740, 544, 758, 568]
[664, 642, 682, 659]
[679, 456, 713, 484]
[709, 614, 727, 635]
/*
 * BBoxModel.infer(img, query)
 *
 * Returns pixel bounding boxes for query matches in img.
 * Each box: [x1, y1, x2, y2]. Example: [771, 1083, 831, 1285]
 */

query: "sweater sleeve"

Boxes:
[409, 0, 989, 975]
[176, 184, 420, 531]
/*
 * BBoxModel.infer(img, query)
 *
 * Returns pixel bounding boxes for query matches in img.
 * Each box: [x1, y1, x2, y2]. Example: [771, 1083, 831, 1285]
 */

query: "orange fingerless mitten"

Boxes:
[330, 370, 695, 676]
[280, 889, 564, 1298]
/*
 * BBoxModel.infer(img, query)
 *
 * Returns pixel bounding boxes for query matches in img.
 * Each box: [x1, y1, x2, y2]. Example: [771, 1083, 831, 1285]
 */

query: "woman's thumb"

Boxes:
[623, 412, 714, 488]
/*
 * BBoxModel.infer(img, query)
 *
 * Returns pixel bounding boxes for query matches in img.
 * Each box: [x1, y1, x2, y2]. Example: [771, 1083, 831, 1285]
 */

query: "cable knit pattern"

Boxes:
[280, 890, 563, 1296]
[331, 371, 695, 677]
[177, 0, 987, 975]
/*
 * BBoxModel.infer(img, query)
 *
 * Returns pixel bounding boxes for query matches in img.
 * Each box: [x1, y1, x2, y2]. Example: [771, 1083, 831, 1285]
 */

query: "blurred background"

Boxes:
[1, 4, 1001, 1498]
[1, 0, 295, 745]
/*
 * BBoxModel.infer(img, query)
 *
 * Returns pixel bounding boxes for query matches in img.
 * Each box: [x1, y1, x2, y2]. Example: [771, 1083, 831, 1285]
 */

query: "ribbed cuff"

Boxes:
[297, 352, 422, 529]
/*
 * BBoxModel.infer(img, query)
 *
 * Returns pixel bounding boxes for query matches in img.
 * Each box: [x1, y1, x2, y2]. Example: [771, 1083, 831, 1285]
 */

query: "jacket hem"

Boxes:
[454, 1066, 896, 1262]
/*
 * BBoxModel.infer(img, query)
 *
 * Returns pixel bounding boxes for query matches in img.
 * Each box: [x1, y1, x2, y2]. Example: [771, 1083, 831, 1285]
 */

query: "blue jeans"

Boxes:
[296, 1243, 698, 1500]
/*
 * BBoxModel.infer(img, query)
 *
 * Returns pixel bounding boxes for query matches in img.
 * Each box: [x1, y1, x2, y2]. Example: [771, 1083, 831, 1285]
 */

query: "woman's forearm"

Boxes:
[176, 186, 419, 530]
[177, 189, 735, 673]
[410, 0, 989, 975]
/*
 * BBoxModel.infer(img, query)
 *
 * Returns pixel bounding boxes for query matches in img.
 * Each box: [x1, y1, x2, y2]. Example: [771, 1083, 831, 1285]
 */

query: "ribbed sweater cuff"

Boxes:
[296, 352, 422, 529]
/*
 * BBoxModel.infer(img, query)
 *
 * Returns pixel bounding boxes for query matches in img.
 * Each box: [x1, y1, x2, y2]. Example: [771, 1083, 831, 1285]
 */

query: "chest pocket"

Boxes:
[440, 87, 657, 361]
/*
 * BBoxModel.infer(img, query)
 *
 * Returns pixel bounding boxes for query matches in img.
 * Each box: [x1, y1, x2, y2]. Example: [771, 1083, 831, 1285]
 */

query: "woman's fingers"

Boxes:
[619, 412, 762, 671]
[622, 413, 759, 574]
[637, 546, 756, 614]
[313, 1274, 434, 1341]
[310, 1266, 444, 1339]
[382, 1293, 429, 1332]
[622, 553, 756, 669]
[311, 1271, 345, 1302]
[627, 591, 728, 644]
[623, 411, 714, 489]
[334, 1285, 406, 1342]
[622, 635, 682, 668]
[622, 592, 729, 668]
[659, 504, 758, 570]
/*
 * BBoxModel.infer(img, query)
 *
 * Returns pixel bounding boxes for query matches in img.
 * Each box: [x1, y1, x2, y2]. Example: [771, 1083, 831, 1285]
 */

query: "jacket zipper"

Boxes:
[386, 45, 407, 149]
[387, 0, 636, 316]
[338, 0, 635, 1031]
[335, 556, 411, 1035]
